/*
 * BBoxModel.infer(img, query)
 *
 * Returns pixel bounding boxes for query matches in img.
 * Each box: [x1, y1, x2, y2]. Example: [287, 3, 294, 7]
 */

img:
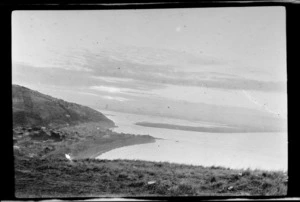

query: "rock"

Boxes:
[28, 153, 35, 158]
[13, 145, 20, 150]
[147, 181, 156, 185]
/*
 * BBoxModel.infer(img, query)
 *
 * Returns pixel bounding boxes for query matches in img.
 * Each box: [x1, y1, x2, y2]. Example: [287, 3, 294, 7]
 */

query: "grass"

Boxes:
[14, 156, 288, 198]
[13, 123, 288, 197]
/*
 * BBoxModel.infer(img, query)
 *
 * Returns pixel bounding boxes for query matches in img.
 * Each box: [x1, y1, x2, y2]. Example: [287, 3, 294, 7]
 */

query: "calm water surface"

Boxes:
[97, 110, 287, 171]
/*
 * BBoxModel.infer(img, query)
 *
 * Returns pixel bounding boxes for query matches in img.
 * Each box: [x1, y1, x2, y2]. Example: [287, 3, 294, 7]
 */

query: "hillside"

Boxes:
[12, 84, 115, 129]
[14, 157, 287, 197]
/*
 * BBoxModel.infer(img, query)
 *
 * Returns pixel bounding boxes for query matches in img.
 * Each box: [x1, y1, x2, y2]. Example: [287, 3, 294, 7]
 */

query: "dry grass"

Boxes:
[14, 157, 287, 198]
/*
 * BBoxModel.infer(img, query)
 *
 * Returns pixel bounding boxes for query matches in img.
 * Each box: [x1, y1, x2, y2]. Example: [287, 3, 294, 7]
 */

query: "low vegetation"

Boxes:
[14, 156, 288, 198]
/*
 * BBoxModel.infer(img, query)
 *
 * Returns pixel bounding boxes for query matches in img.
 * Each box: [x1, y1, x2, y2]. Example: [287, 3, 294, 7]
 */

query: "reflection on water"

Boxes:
[97, 110, 287, 171]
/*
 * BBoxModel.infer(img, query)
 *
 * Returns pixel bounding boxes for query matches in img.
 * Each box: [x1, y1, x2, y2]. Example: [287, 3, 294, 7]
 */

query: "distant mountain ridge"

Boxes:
[12, 84, 115, 129]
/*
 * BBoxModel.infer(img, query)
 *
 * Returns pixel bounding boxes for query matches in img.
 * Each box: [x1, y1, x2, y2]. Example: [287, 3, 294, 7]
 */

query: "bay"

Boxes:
[97, 109, 287, 171]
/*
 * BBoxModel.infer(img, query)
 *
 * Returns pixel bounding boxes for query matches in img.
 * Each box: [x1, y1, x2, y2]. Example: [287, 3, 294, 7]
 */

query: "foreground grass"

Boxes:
[15, 157, 287, 198]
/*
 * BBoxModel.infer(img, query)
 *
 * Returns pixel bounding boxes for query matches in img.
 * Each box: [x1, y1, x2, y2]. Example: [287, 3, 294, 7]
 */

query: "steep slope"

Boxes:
[12, 84, 115, 129]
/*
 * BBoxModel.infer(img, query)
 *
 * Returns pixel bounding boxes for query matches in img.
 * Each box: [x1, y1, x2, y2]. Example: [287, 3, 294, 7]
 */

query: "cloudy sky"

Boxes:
[12, 7, 287, 125]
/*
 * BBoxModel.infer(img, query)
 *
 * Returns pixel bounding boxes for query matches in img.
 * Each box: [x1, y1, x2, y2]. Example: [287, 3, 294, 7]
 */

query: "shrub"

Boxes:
[243, 170, 251, 176]
[128, 181, 144, 188]
[210, 176, 217, 183]
[211, 181, 224, 189]
[230, 174, 240, 181]
[169, 183, 197, 195]
[262, 181, 273, 190]
[117, 173, 128, 179]
[155, 163, 163, 168]
[151, 183, 170, 195]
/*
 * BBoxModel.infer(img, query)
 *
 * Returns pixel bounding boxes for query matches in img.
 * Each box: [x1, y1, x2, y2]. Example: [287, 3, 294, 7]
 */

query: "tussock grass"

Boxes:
[14, 157, 287, 197]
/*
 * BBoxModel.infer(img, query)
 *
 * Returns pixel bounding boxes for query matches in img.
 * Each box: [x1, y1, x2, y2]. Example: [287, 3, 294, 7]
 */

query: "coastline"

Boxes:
[92, 138, 156, 159]
[13, 121, 156, 161]
[53, 122, 157, 159]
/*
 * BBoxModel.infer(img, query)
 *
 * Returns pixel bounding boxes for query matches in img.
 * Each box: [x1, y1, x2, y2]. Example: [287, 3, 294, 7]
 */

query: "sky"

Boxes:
[12, 7, 287, 125]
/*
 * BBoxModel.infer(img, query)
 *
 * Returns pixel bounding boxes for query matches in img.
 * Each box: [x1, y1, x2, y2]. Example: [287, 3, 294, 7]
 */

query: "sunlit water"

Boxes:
[96, 110, 287, 171]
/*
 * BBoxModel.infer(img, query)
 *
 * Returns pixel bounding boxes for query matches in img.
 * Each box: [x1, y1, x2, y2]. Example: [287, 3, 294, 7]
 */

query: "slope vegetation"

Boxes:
[15, 157, 287, 197]
[12, 84, 115, 129]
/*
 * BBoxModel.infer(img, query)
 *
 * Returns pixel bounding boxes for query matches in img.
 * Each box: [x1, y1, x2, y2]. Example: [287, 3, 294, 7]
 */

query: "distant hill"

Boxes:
[12, 84, 115, 129]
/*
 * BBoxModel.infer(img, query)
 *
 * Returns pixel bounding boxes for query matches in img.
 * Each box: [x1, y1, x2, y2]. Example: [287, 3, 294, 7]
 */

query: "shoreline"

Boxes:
[13, 122, 157, 161]
[93, 137, 171, 159]
[56, 122, 157, 159]
[90, 137, 156, 159]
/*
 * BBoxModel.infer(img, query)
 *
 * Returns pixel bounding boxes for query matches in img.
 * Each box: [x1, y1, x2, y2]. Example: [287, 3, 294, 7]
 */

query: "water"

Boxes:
[97, 109, 287, 171]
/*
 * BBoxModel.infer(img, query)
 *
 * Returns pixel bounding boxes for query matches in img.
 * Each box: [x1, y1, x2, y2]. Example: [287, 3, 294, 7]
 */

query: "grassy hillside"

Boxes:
[12, 84, 115, 129]
[14, 157, 287, 197]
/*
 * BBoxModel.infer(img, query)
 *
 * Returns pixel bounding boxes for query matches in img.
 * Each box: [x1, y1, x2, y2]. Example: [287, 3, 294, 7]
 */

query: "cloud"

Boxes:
[101, 95, 130, 102]
[77, 92, 100, 97]
[89, 85, 154, 97]
[13, 43, 286, 93]
[72, 46, 285, 93]
[92, 76, 133, 83]
[90, 62, 286, 92]
[12, 63, 168, 100]
[90, 86, 122, 93]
